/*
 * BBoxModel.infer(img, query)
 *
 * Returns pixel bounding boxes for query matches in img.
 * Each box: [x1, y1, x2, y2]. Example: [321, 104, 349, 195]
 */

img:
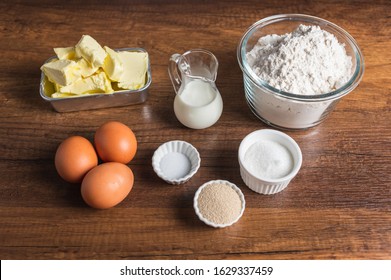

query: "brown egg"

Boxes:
[81, 162, 134, 209]
[94, 121, 137, 164]
[55, 136, 98, 183]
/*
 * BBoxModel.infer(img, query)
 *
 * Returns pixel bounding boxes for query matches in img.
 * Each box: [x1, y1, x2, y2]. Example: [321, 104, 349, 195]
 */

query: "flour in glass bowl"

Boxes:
[246, 24, 353, 95]
[244, 24, 355, 129]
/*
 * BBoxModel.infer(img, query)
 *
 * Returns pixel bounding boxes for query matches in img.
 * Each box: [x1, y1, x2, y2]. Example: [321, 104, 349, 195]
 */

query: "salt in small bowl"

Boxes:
[193, 180, 246, 228]
[152, 140, 200, 185]
[238, 129, 302, 194]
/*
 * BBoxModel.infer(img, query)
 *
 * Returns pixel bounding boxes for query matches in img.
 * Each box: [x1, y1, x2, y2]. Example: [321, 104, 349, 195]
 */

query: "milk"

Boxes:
[174, 79, 223, 129]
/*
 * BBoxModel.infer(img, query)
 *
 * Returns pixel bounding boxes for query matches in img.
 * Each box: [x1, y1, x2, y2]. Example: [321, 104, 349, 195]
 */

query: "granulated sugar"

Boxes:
[246, 24, 352, 95]
[244, 139, 293, 179]
[197, 182, 242, 225]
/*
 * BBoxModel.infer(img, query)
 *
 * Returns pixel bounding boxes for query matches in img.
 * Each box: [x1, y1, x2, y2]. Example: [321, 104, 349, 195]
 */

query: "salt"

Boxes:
[244, 140, 293, 179]
[160, 152, 191, 180]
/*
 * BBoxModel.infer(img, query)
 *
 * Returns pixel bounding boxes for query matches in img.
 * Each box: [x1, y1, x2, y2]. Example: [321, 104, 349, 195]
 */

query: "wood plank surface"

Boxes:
[0, 0, 390, 259]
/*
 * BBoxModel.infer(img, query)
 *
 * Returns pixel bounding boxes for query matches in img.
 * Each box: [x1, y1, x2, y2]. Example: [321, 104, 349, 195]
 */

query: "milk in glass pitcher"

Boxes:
[168, 49, 223, 129]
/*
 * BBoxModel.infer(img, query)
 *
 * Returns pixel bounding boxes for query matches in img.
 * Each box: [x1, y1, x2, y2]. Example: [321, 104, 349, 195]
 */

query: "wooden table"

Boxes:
[0, 0, 390, 260]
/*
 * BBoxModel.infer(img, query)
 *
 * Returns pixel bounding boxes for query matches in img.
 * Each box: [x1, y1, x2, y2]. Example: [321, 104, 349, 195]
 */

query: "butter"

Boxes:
[102, 46, 123, 81]
[51, 92, 83, 98]
[54, 82, 62, 92]
[76, 58, 99, 78]
[41, 35, 149, 99]
[54, 47, 76, 60]
[117, 52, 148, 90]
[40, 59, 81, 86]
[59, 71, 113, 95]
[75, 35, 107, 68]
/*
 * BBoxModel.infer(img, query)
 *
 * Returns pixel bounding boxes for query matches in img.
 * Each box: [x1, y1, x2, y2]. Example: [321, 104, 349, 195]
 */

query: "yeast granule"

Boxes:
[197, 182, 242, 225]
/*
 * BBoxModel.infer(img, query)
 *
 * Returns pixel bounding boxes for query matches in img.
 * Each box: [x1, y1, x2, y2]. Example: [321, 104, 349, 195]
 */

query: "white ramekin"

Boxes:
[152, 140, 201, 185]
[193, 180, 246, 228]
[238, 129, 302, 194]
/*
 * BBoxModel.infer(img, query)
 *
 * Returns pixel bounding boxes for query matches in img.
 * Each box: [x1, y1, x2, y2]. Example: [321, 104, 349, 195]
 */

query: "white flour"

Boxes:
[247, 24, 352, 95]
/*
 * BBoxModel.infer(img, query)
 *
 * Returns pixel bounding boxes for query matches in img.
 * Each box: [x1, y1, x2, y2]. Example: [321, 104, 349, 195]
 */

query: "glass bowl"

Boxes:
[237, 14, 364, 129]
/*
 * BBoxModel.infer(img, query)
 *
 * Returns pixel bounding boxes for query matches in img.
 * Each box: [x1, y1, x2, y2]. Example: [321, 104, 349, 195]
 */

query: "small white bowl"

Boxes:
[193, 180, 246, 228]
[152, 140, 201, 185]
[238, 129, 302, 194]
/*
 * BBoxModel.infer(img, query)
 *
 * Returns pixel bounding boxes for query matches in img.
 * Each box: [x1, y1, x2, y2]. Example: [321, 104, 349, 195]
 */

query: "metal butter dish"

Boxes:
[39, 47, 151, 112]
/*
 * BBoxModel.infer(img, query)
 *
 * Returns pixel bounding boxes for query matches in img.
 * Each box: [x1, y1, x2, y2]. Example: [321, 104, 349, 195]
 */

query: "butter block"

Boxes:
[41, 34, 150, 101]
[76, 58, 99, 78]
[102, 46, 123, 81]
[54, 47, 76, 60]
[75, 35, 107, 68]
[117, 52, 148, 90]
[40, 59, 81, 86]
[59, 71, 113, 95]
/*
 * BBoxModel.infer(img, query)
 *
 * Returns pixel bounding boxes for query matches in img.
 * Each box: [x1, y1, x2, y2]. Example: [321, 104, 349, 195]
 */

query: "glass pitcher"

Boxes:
[168, 49, 223, 129]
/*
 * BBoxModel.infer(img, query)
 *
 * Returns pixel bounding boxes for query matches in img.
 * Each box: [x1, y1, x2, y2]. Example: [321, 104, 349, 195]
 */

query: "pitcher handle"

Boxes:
[168, 54, 182, 95]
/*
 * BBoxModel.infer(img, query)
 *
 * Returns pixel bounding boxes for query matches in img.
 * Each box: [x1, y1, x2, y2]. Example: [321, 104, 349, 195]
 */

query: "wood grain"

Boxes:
[0, 0, 390, 259]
